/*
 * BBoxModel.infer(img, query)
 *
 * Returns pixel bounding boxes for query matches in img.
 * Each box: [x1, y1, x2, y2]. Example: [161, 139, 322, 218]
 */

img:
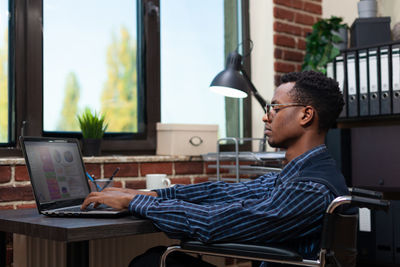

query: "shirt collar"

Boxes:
[278, 144, 328, 184]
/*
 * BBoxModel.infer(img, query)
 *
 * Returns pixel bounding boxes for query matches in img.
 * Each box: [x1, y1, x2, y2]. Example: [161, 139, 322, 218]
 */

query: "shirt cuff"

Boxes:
[154, 185, 177, 199]
[128, 194, 157, 217]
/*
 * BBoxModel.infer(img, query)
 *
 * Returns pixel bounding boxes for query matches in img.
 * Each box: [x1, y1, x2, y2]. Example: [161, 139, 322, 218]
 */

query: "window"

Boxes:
[43, 0, 143, 135]
[0, 0, 10, 145]
[4, 0, 160, 156]
[160, 0, 251, 140]
[1, 0, 249, 156]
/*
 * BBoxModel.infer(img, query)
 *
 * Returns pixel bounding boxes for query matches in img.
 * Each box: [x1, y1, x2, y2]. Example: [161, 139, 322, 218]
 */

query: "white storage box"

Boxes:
[156, 123, 218, 156]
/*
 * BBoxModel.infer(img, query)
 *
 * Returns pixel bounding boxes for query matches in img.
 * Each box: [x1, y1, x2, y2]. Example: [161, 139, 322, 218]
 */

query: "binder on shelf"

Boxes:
[368, 48, 380, 115]
[346, 51, 358, 117]
[392, 45, 400, 114]
[359, 50, 369, 116]
[335, 54, 347, 118]
[379, 46, 391, 115]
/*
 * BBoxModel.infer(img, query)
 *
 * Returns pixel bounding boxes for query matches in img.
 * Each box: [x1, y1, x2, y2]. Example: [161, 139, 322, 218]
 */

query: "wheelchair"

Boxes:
[160, 188, 389, 267]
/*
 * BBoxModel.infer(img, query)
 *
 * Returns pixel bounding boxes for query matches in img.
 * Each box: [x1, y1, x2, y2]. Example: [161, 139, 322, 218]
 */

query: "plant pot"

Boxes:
[332, 27, 348, 51]
[82, 138, 102, 156]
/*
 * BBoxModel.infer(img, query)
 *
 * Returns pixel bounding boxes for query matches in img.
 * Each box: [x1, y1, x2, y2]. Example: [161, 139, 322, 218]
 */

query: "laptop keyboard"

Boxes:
[45, 204, 116, 215]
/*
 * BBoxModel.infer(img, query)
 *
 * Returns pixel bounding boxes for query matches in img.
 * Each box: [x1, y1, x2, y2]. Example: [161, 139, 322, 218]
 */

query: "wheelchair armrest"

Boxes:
[350, 196, 390, 211]
[181, 240, 303, 262]
[327, 195, 390, 213]
[349, 188, 383, 199]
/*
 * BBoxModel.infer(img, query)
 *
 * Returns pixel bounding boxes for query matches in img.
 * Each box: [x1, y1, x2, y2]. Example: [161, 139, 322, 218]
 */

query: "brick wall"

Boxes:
[273, 0, 322, 85]
[0, 159, 221, 209]
[0, 156, 254, 266]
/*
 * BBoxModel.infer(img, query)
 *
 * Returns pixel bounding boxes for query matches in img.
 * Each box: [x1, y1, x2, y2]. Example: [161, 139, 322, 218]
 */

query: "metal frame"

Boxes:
[216, 137, 282, 182]
[160, 246, 322, 267]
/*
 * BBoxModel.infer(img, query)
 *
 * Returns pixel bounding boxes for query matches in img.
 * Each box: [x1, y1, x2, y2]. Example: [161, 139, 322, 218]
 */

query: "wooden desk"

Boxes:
[0, 209, 159, 267]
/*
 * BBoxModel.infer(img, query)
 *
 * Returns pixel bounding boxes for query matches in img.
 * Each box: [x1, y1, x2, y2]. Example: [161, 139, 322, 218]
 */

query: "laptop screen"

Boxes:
[23, 139, 90, 204]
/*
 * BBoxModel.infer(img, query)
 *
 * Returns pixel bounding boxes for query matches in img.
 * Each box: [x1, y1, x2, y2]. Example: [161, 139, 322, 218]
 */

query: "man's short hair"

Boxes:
[280, 71, 344, 132]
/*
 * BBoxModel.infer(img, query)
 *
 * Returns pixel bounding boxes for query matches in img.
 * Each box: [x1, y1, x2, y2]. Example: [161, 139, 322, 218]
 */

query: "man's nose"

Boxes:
[262, 113, 270, 123]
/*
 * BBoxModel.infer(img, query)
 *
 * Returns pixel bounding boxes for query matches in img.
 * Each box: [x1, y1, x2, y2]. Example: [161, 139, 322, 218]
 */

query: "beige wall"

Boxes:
[249, 0, 274, 147]
[322, 0, 358, 26]
[377, 0, 400, 27]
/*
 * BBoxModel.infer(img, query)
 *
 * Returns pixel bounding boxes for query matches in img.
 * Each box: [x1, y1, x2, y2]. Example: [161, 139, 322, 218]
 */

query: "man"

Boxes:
[82, 70, 348, 267]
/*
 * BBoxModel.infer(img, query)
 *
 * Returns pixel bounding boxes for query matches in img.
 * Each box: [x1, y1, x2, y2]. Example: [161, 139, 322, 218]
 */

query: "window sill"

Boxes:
[0, 155, 203, 166]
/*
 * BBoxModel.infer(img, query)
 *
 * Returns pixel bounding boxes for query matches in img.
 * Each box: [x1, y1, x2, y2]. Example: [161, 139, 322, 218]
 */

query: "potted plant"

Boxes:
[302, 16, 348, 74]
[77, 108, 108, 156]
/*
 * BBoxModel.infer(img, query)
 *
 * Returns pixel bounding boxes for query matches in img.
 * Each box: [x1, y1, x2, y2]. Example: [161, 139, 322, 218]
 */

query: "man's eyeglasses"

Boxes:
[265, 103, 305, 118]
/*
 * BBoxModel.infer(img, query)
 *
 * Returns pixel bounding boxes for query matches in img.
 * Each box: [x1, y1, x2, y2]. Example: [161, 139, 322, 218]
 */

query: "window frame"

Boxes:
[240, 0, 252, 146]
[0, 0, 15, 147]
[40, 0, 160, 155]
[0, 0, 160, 156]
[222, 0, 252, 152]
[0, 0, 251, 156]
[8, 0, 16, 146]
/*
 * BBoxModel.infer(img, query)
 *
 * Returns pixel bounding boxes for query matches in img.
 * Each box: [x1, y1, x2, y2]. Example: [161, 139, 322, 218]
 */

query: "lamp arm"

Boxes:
[241, 69, 267, 113]
[241, 68, 268, 151]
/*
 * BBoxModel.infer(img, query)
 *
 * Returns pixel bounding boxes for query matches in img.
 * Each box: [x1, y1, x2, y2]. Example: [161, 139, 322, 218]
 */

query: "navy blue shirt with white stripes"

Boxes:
[129, 145, 337, 264]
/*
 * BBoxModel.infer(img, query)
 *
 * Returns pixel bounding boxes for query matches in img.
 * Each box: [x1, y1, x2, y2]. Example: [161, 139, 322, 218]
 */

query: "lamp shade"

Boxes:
[209, 51, 249, 98]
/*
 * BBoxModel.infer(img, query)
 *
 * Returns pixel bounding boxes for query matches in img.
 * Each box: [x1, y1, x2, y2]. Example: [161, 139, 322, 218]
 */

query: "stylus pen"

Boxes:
[86, 172, 102, 192]
[101, 167, 120, 191]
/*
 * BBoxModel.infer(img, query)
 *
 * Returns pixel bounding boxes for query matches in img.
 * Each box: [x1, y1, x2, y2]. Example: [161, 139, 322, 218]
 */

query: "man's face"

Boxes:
[263, 82, 304, 149]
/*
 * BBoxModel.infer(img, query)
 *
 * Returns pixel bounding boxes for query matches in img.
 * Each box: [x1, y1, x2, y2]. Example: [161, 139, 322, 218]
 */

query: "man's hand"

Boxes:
[81, 187, 157, 210]
[101, 187, 142, 194]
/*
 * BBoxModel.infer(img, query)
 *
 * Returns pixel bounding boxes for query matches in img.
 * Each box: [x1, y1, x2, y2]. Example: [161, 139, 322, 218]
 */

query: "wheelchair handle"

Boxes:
[350, 196, 390, 211]
[349, 188, 383, 199]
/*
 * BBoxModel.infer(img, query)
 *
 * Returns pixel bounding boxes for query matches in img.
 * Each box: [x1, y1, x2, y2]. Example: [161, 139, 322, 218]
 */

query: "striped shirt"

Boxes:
[129, 145, 336, 263]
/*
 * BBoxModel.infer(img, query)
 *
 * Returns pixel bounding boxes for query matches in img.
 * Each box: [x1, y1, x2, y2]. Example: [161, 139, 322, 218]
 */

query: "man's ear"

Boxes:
[300, 106, 315, 127]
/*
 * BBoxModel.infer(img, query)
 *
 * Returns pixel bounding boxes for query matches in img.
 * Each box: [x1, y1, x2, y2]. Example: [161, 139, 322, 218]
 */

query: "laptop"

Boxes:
[20, 136, 129, 218]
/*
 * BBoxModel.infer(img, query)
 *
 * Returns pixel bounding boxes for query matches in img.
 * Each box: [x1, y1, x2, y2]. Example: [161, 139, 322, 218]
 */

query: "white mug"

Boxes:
[146, 174, 171, 189]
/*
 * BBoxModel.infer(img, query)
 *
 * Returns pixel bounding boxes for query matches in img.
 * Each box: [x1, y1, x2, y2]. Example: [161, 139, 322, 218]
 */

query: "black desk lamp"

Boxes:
[209, 50, 268, 113]
[210, 50, 269, 151]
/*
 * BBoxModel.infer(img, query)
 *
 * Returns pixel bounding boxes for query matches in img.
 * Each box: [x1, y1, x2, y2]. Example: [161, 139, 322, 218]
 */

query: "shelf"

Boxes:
[202, 151, 285, 162]
[208, 164, 282, 174]
[208, 177, 253, 182]
[337, 115, 400, 128]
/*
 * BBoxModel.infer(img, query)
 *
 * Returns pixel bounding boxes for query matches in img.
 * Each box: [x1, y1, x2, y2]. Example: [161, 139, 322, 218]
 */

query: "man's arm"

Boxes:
[155, 172, 278, 203]
[80, 172, 276, 210]
[130, 181, 335, 243]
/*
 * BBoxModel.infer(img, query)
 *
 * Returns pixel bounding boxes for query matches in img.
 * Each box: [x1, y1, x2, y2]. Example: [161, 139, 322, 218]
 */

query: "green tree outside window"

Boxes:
[101, 27, 138, 132]
[57, 72, 81, 131]
[56, 26, 138, 133]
